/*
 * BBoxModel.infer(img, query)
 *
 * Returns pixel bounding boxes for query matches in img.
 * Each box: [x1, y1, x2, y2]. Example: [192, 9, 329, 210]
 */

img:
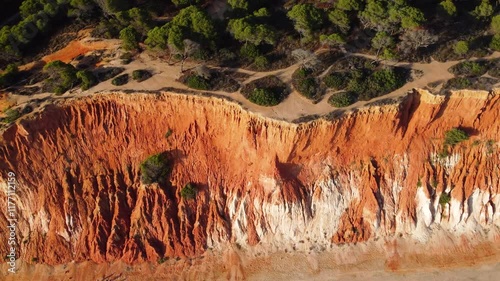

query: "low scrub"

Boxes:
[132, 69, 152, 82]
[292, 68, 321, 101]
[328, 91, 357, 107]
[442, 77, 472, 90]
[180, 67, 240, 92]
[96, 67, 125, 82]
[323, 72, 349, 90]
[1, 108, 20, 123]
[111, 74, 129, 86]
[448, 61, 488, 77]
[76, 70, 97, 90]
[241, 75, 288, 106]
[324, 57, 409, 102]
[43, 60, 78, 95]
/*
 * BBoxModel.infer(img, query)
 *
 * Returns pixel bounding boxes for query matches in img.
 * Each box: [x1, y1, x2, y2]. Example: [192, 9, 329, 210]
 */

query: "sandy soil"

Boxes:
[1, 232, 498, 281]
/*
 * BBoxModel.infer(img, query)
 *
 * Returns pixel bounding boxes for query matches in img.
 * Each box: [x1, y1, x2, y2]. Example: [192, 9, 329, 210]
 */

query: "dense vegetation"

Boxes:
[179, 66, 240, 92]
[241, 75, 288, 106]
[0, 0, 499, 103]
[328, 91, 357, 108]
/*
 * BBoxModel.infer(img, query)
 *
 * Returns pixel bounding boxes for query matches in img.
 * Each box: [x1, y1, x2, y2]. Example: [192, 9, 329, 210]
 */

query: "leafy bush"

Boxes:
[76, 70, 97, 90]
[241, 75, 287, 106]
[119, 26, 139, 51]
[491, 34, 500, 51]
[453, 41, 469, 55]
[132, 69, 152, 82]
[448, 61, 488, 77]
[323, 72, 349, 90]
[292, 68, 319, 100]
[328, 91, 357, 107]
[248, 88, 280, 106]
[357, 69, 406, 101]
[443, 77, 472, 90]
[180, 183, 197, 199]
[444, 128, 469, 146]
[2, 108, 20, 123]
[240, 43, 260, 60]
[111, 74, 129, 86]
[96, 67, 125, 81]
[439, 192, 451, 205]
[140, 153, 170, 184]
[43, 60, 78, 94]
[254, 56, 269, 71]
[186, 75, 210, 90]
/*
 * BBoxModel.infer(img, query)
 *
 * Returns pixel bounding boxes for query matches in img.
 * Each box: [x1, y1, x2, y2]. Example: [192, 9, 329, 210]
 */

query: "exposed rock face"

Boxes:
[0, 89, 499, 265]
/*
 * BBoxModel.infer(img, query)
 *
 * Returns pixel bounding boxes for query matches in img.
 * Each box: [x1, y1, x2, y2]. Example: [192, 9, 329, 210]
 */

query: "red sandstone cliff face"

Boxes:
[0, 89, 499, 265]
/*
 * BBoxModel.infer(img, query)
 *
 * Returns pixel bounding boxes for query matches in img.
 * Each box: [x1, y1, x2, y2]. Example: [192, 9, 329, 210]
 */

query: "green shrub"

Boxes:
[439, 192, 451, 205]
[180, 183, 197, 199]
[323, 72, 349, 90]
[444, 128, 469, 146]
[490, 34, 500, 51]
[296, 77, 318, 99]
[254, 56, 269, 70]
[140, 153, 170, 184]
[240, 43, 260, 60]
[443, 77, 472, 89]
[43, 60, 78, 94]
[132, 69, 152, 82]
[292, 67, 319, 99]
[358, 69, 405, 101]
[76, 70, 97, 90]
[2, 108, 20, 123]
[241, 75, 287, 106]
[449, 61, 487, 77]
[453, 41, 469, 55]
[328, 91, 357, 107]
[157, 257, 168, 264]
[111, 74, 129, 86]
[248, 88, 280, 106]
[186, 75, 210, 90]
[96, 67, 125, 81]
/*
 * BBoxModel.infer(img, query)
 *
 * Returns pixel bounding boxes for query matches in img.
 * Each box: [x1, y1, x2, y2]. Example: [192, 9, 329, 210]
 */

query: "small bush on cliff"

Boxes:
[439, 192, 451, 206]
[444, 128, 469, 146]
[180, 183, 197, 199]
[140, 153, 170, 184]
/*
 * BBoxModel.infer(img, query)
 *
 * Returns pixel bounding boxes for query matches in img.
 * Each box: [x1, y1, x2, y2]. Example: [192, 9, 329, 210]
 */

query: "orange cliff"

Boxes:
[0, 88, 499, 266]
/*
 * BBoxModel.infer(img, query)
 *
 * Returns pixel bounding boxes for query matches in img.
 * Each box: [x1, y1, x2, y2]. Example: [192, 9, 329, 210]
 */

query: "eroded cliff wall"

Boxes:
[0, 89, 499, 265]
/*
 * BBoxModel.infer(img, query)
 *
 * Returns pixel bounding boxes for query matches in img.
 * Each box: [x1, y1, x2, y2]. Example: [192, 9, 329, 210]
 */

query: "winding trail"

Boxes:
[7, 36, 500, 122]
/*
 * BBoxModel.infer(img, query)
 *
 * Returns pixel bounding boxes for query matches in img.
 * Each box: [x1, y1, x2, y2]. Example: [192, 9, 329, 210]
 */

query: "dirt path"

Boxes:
[7, 36, 500, 122]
